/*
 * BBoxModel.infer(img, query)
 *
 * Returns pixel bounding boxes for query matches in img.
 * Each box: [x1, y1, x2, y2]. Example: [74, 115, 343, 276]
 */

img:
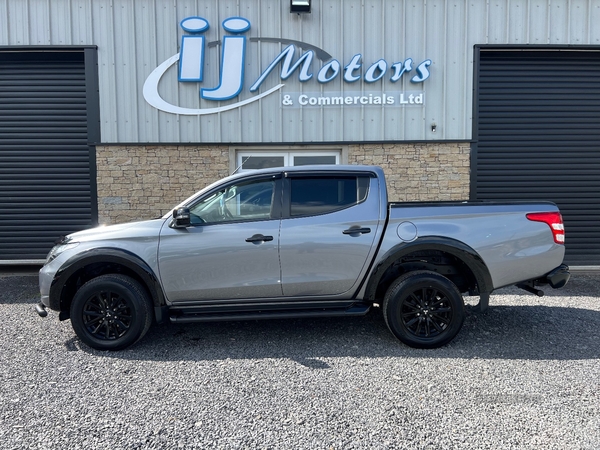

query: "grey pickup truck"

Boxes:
[38, 165, 570, 351]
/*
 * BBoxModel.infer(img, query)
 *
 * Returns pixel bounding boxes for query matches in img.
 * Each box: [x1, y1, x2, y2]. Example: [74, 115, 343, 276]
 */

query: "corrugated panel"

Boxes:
[473, 49, 600, 266]
[0, 51, 93, 261]
[0, 0, 469, 143]
[2, 0, 600, 143]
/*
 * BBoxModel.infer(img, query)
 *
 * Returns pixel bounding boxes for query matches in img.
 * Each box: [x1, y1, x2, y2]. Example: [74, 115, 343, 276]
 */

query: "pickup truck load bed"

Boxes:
[38, 165, 570, 350]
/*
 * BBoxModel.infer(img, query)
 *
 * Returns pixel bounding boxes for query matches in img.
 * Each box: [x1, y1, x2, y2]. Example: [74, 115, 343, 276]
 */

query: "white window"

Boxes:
[235, 150, 342, 172]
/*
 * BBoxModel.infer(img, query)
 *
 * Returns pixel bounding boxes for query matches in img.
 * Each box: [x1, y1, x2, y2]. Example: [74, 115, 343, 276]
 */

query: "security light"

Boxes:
[291, 0, 311, 13]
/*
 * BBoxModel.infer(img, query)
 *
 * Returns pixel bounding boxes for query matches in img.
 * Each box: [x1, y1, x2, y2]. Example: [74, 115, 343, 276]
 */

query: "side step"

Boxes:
[169, 304, 371, 324]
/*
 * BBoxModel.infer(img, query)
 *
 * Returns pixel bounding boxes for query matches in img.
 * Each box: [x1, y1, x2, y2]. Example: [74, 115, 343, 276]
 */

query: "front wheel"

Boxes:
[383, 271, 465, 349]
[70, 274, 153, 351]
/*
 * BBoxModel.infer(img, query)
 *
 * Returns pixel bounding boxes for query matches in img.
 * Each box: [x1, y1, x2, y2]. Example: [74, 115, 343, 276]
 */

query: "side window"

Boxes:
[189, 178, 276, 224]
[289, 176, 369, 217]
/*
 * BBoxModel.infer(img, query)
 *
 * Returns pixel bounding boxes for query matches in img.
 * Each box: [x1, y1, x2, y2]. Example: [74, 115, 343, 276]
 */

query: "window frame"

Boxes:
[187, 174, 283, 226]
[231, 147, 346, 173]
[282, 173, 372, 219]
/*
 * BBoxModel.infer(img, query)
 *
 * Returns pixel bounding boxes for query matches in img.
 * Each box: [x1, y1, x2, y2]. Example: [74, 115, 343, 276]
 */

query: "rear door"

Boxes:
[158, 174, 283, 302]
[279, 172, 382, 297]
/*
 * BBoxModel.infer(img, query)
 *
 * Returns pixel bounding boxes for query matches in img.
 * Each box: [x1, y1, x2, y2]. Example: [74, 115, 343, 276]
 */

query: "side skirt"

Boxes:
[167, 302, 371, 324]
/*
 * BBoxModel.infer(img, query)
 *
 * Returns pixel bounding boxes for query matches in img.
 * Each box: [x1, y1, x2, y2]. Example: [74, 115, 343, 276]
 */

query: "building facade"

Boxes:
[1, 0, 599, 266]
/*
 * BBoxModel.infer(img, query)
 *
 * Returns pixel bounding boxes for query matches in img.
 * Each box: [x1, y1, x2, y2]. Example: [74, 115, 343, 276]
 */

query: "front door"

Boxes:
[158, 176, 282, 303]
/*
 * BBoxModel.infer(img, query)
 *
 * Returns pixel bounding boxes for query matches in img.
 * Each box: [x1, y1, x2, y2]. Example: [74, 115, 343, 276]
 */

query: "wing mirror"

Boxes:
[172, 207, 191, 228]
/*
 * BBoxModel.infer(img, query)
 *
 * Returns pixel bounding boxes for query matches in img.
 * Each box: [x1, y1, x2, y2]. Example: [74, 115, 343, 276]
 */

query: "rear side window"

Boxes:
[289, 176, 369, 216]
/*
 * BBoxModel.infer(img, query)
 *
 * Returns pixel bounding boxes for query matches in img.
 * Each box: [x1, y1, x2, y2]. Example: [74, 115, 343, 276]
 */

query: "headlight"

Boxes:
[46, 241, 79, 263]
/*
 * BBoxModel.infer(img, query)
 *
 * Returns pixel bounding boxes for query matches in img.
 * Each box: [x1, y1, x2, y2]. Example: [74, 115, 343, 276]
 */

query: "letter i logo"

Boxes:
[179, 17, 210, 82]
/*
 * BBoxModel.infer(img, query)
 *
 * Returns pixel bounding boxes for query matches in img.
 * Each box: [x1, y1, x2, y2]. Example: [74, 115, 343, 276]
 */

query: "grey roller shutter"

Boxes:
[0, 50, 97, 262]
[473, 48, 600, 266]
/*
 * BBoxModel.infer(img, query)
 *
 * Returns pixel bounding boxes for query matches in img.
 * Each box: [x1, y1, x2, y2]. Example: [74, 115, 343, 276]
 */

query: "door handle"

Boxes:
[343, 227, 371, 235]
[245, 234, 274, 243]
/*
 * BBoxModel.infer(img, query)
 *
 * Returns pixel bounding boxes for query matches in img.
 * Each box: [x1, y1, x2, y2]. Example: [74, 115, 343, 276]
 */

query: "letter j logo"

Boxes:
[143, 16, 284, 115]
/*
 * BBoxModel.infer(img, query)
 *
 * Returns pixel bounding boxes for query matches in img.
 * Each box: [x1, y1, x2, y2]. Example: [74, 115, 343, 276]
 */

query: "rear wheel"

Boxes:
[383, 271, 465, 349]
[70, 274, 153, 351]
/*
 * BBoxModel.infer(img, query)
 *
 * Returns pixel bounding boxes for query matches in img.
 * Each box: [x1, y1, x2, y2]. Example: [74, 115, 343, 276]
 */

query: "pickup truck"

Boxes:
[37, 165, 570, 351]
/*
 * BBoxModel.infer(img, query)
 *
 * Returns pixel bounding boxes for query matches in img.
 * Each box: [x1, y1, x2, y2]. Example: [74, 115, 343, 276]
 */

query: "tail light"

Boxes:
[526, 212, 565, 244]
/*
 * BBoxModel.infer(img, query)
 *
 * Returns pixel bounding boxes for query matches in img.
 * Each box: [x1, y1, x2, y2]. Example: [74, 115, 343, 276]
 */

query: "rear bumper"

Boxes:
[543, 264, 570, 289]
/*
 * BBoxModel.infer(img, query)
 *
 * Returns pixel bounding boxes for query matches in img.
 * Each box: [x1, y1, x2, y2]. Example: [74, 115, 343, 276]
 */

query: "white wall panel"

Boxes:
[528, 0, 550, 44]
[1, 0, 600, 143]
[91, 1, 117, 142]
[382, 0, 401, 141]
[488, 0, 508, 45]
[592, 0, 600, 44]
[30, 0, 50, 44]
[569, 0, 590, 44]
[549, 1, 569, 43]
[133, 1, 159, 142]
[508, 0, 528, 44]
[6, 0, 30, 45]
[445, 0, 468, 139]
[49, 0, 71, 45]
[424, 0, 446, 140]
[320, 0, 342, 142]
[155, 0, 179, 143]
[70, 0, 94, 46]
[113, 1, 139, 142]
[403, 0, 426, 140]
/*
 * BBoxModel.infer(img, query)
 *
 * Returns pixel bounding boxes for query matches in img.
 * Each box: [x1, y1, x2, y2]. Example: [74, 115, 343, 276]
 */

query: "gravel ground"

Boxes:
[0, 272, 599, 449]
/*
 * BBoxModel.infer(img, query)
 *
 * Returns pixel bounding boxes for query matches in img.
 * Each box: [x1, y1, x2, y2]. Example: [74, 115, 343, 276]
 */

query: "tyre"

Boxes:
[70, 274, 153, 351]
[383, 270, 465, 349]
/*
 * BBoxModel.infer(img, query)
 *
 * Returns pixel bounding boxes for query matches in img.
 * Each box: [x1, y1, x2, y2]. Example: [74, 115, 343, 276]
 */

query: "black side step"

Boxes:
[169, 304, 371, 324]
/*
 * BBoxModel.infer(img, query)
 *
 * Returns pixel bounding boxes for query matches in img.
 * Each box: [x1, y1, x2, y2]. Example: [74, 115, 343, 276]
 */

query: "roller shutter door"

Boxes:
[473, 49, 600, 266]
[0, 50, 97, 262]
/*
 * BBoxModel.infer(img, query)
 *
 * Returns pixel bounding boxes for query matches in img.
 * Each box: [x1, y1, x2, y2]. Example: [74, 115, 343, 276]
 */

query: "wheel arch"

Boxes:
[363, 236, 493, 302]
[49, 248, 166, 315]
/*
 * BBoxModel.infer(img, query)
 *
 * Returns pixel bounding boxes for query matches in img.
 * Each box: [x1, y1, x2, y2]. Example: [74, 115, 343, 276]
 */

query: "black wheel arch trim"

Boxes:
[49, 247, 166, 312]
[363, 236, 494, 301]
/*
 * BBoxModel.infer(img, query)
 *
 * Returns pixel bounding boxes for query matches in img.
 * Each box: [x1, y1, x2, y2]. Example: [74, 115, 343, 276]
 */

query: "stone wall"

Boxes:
[96, 145, 229, 224]
[349, 143, 471, 202]
[96, 143, 471, 224]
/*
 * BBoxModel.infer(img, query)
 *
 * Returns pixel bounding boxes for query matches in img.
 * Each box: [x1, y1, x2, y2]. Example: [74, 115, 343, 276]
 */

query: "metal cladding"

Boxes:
[3, 0, 600, 144]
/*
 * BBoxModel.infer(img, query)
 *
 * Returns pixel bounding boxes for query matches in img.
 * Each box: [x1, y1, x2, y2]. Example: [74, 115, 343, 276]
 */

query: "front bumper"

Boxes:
[39, 263, 58, 310]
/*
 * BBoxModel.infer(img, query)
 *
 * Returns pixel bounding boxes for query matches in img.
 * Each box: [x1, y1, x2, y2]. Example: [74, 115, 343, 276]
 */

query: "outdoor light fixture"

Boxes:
[431, 123, 437, 133]
[290, 0, 311, 13]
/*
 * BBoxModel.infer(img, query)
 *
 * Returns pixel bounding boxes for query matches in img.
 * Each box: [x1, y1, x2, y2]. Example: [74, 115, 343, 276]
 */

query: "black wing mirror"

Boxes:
[172, 207, 191, 228]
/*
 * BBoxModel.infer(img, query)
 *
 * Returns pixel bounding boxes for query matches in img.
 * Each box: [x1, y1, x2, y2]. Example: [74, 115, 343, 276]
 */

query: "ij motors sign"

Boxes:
[143, 16, 432, 115]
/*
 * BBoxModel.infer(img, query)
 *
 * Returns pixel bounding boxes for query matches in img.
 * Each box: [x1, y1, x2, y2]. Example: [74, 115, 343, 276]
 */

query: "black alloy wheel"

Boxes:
[383, 270, 465, 349]
[82, 289, 133, 340]
[70, 274, 153, 351]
